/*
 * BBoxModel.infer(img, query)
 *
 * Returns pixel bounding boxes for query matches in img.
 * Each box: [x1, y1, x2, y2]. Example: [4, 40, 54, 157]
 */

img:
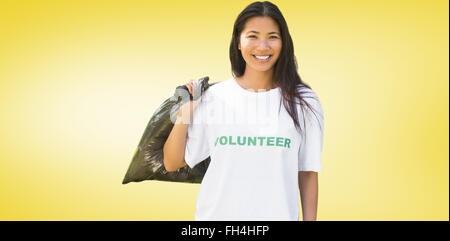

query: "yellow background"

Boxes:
[0, 0, 448, 221]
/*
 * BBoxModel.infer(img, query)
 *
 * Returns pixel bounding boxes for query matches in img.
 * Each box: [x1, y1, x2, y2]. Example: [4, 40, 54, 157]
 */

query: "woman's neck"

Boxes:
[235, 69, 277, 91]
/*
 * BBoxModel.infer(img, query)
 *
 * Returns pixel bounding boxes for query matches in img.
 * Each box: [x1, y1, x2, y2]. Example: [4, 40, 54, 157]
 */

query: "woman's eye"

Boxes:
[248, 35, 278, 39]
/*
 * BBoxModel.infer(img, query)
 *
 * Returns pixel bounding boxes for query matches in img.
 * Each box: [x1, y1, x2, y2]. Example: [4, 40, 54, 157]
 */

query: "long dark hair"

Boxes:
[229, 1, 322, 137]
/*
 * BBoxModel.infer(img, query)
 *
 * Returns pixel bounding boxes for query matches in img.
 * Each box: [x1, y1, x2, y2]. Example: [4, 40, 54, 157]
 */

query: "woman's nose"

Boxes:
[257, 39, 270, 50]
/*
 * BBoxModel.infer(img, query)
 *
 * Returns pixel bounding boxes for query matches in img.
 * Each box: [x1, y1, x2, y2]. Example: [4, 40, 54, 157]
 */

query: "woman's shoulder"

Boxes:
[198, 77, 232, 106]
[295, 84, 322, 106]
[296, 83, 318, 97]
[202, 78, 234, 98]
[295, 83, 324, 119]
[207, 78, 233, 91]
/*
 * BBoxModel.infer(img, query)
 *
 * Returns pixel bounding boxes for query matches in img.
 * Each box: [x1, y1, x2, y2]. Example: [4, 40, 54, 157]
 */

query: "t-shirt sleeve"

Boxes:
[184, 96, 210, 168]
[298, 88, 324, 172]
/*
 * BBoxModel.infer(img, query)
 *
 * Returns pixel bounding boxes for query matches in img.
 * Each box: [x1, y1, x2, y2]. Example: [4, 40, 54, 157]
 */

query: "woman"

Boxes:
[163, 1, 324, 221]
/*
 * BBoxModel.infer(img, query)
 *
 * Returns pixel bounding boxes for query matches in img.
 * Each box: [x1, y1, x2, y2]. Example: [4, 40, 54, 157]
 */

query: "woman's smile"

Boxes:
[252, 54, 273, 62]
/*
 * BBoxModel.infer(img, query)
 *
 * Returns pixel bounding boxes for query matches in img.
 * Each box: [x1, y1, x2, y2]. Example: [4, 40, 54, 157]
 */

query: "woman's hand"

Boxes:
[176, 79, 203, 124]
[185, 78, 203, 110]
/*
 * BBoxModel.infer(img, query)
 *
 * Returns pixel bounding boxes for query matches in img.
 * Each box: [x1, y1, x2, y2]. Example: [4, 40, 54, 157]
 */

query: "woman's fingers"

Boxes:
[183, 79, 203, 111]
[186, 84, 192, 96]
[185, 81, 192, 96]
[185, 79, 197, 96]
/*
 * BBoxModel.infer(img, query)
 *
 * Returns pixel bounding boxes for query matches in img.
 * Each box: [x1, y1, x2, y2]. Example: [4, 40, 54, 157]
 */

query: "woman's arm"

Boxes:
[162, 102, 191, 172]
[298, 171, 318, 221]
[163, 80, 201, 172]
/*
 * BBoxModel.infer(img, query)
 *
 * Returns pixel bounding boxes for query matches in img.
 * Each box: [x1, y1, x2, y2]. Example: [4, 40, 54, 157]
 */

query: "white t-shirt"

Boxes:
[184, 77, 324, 221]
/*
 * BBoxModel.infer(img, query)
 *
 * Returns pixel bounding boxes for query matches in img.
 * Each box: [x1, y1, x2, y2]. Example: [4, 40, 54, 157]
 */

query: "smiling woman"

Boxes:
[163, 1, 324, 221]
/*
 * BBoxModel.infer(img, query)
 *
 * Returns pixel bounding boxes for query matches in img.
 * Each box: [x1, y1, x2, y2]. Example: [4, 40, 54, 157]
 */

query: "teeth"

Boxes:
[254, 55, 270, 60]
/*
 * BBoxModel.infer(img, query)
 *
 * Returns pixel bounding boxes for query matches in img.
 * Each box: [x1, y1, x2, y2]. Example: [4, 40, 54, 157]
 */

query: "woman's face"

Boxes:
[238, 16, 282, 73]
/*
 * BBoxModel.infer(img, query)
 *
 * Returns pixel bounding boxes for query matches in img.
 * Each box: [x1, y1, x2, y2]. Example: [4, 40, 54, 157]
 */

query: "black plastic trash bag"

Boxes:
[122, 76, 215, 184]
